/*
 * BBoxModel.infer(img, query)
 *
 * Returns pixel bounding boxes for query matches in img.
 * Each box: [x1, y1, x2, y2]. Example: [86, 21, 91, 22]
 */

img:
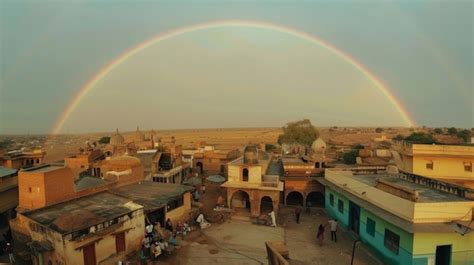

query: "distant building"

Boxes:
[391, 142, 474, 187]
[64, 148, 105, 178]
[193, 145, 240, 176]
[0, 149, 46, 169]
[0, 167, 19, 229]
[320, 168, 474, 265]
[151, 144, 191, 184]
[281, 138, 328, 207]
[221, 145, 284, 217]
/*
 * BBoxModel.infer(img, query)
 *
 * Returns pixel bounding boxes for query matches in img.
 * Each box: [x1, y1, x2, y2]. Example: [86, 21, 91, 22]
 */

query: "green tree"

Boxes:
[98, 136, 110, 144]
[457, 129, 472, 142]
[404, 132, 436, 144]
[433, 128, 443, 134]
[375, 127, 384, 133]
[352, 144, 364, 150]
[277, 119, 319, 147]
[447, 127, 458, 135]
[393, 134, 404, 141]
[343, 150, 358, 164]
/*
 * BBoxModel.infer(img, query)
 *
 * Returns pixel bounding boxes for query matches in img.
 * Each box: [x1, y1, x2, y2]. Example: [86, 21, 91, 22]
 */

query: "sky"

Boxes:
[0, 0, 472, 134]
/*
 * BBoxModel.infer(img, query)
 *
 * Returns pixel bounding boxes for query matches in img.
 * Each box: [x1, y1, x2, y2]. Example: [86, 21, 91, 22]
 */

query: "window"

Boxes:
[315, 162, 320, 168]
[384, 229, 400, 254]
[464, 163, 472, 172]
[329, 194, 334, 206]
[426, 161, 434, 170]
[242, 168, 249, 182]
[321, 162, 325, 168]
[338, 199, 344, 213]
[28, 187, 32, 193]
[366, 218, 376, 237]
[36, 159, 39, 164]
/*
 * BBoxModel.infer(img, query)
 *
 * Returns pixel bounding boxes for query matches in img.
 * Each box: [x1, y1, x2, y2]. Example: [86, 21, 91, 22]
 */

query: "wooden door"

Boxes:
[83, 243, 96, 265]
[115, 232, 126, 253]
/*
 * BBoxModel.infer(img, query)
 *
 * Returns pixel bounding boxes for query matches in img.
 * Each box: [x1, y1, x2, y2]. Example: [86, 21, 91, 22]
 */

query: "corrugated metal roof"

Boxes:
[0, 167, 17, 178]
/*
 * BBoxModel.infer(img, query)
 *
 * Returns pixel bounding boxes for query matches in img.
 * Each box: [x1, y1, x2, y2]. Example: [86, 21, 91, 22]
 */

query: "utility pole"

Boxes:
[351, 239, 361, 265]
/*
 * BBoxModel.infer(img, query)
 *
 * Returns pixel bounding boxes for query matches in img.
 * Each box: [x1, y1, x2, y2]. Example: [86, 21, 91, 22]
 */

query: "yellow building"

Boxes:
[15, 191, 144, 265]
[222, 145, 284, 217]
[392, 142, 474, 188]
[321, 168, 474, 265]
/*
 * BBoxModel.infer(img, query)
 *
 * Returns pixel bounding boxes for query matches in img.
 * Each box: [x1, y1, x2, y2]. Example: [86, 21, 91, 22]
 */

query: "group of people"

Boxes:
[316, 219, 338, 246]
[140, 218, 181, 263]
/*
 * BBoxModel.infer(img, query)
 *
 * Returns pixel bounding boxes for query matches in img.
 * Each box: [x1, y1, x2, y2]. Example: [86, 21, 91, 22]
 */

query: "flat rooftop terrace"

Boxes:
[353, 174, 469, 202]
[111, 181, 194, 211]
[23, 192, 141, 234]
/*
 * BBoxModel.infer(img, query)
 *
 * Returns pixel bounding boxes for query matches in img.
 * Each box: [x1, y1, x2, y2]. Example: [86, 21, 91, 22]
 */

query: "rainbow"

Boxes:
[52, 20, 416, 134]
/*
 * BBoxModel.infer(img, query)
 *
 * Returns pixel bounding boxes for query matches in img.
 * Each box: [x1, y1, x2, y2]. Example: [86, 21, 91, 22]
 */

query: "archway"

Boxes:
[306, 191, 325, 208]
[286, 191, 304, 206]
[260, 196, 273, 214]
[242, 168, 249, 181]
[231, 190, 250, 212]
[196, 162, 203, 174]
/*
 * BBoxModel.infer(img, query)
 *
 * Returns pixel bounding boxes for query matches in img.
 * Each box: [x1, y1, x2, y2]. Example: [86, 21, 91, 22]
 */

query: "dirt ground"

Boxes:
[129, 183, 382, 265]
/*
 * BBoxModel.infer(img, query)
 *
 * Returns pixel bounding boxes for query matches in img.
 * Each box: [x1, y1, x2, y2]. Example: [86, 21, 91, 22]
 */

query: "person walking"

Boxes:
[328, 219, 338, 242]
[295, 205, 302, 224]
[317, 224, 325, 246]
[5, 243, 15, 264]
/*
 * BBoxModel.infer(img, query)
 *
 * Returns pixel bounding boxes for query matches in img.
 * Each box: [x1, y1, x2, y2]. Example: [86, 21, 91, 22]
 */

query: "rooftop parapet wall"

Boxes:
[325, 169, 474, 223]
[393, 141, 474, 157]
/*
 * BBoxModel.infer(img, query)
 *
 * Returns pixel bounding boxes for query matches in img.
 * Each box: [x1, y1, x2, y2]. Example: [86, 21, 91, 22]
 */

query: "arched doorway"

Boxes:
[286, 191, 304, 206]
[196, 162, 203, 174]
[306, 191, 325, 207]
[231, 190, 250, 212]
[260, 196, 273, 214]
[242, 168, 249, 181]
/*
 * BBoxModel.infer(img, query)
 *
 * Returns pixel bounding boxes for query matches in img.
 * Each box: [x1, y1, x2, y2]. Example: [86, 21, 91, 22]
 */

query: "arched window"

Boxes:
[242, 168, 249, 182]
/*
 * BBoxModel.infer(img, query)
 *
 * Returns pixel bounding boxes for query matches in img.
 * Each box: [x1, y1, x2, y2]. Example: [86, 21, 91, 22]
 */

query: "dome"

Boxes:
[130, 126, 145, 142]
[110, 129, 124, 145]
[312, 137, 326, 153]
[106, 155, 142, 167]
[243, 145, 258, 164]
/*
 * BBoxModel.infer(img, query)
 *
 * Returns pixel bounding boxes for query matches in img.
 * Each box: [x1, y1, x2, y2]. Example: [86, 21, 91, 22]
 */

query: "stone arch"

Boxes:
[196, 162, 203, 174]
[286, 191, 304, 206]
[260, 196, 273, 214]
[242, 168, 249, 181]
[230, 190, 251, 211]
[306, 191, 325, 208]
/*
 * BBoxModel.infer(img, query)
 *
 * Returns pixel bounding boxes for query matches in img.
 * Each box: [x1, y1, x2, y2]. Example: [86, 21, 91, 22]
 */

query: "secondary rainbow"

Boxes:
[52, 20, 416, 134]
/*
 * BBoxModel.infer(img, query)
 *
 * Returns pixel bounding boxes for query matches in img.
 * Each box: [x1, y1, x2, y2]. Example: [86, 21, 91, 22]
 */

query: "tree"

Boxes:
[375, 127, 384, 133]
[343, 150, 358, 164]
[434, 128, 443, 134]
[352, 144, 364, 150]
[457, 129, 472, 142]
[393, 134, 404, 141]
[404, 132, 436, 144]
[277, 119, 319, 147]
[447, 127, 458, 135]
[98, 136, 110, 144]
